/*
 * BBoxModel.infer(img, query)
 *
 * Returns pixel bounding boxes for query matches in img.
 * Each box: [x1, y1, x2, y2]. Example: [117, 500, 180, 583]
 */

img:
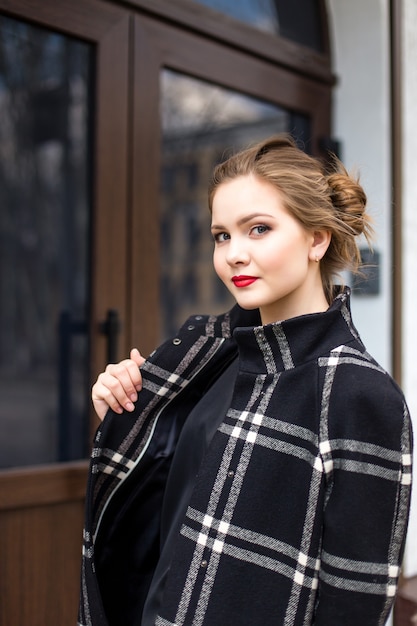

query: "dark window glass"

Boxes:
[190, 0, 324, 51]
[274, 0, 324, 51]
[0, 15, 93, 467]
[160, 69, 310, 339]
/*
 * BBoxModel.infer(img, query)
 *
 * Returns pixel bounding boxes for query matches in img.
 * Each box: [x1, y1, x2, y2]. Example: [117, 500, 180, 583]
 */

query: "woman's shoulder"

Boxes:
[329, 341, 404, 401]
[152, 305, 261, 353]
[324, 343, 411, 449]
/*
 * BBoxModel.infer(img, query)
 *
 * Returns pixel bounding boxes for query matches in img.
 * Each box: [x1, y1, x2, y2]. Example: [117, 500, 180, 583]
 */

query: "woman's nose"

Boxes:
[226, 239, 250, 266]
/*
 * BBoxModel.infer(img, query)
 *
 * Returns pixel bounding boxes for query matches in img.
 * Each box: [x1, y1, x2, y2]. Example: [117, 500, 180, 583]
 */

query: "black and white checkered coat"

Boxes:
[79, 289, 412, 626]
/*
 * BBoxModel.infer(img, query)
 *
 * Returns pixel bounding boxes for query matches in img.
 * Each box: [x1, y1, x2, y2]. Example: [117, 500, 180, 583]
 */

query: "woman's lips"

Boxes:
[232, 275, 258, 288]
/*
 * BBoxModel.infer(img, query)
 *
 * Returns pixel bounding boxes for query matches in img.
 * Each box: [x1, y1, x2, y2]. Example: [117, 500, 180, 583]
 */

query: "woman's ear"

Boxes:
[309, 230, 331, 262]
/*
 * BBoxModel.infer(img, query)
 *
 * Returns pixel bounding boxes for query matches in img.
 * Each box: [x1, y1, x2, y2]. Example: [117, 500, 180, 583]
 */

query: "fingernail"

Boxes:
[126, 402, 134, 412]
[130, 393, 137, 402]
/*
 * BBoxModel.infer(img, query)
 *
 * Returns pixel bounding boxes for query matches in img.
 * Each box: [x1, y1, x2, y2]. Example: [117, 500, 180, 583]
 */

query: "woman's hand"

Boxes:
[92, 348, 146, 421]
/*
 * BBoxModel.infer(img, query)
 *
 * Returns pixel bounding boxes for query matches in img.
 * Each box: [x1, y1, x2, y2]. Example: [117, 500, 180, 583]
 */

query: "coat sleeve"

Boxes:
[313, 365, 413, 625]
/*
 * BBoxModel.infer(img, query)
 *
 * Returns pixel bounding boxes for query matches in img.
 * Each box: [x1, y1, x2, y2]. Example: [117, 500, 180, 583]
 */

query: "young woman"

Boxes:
[79, 135, 412, 626]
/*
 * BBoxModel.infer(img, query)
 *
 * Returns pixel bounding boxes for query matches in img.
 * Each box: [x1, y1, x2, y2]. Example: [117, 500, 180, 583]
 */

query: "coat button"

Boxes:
[172, 338, 181, 345]
[187, 325, 195, 331]
[195, 315, 203, 320]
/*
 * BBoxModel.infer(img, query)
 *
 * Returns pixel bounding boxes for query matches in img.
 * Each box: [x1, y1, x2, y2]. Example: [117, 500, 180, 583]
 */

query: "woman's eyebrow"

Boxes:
[211, 213, 275, 230]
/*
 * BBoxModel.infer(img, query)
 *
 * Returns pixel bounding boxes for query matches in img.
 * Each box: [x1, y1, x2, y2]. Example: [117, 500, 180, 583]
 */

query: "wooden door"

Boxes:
[0, 2, 333, 624]
[0, 1, 130, 623]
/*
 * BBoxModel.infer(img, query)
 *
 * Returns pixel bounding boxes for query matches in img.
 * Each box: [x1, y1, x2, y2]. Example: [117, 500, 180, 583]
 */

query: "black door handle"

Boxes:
[58, 311, 88, 461]
[99, 308, 121, 363]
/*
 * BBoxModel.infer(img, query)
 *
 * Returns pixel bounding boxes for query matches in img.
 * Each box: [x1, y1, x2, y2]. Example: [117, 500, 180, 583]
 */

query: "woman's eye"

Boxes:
[252, 224, 270, 236]
[213, 232, 230, 243]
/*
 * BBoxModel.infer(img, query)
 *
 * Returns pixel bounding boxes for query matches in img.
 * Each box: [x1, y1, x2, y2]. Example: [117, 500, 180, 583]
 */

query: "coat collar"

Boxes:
[219, 287, 361, 374]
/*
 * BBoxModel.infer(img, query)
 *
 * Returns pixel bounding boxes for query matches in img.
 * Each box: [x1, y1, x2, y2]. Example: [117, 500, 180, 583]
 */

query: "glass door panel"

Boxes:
[160, 69, 310, 339]
[0, 15, 93, 467]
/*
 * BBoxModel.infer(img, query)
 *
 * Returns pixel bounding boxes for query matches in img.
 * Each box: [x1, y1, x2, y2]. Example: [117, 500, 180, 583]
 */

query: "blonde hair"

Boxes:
[208, 134, 373, 303]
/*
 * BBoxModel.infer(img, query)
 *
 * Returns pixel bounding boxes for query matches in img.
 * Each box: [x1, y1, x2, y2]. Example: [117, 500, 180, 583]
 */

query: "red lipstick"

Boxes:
[232, 275, 258, 288]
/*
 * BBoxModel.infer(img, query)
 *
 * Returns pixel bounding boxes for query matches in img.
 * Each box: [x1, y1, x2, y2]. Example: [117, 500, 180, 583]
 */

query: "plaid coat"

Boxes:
[79, 289, 412, 626]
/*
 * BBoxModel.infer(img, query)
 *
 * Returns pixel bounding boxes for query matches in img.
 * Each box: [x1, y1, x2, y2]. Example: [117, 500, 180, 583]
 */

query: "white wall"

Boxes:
[326, 0, 392, 371]
[329, 0, 416, 582]
[402, 0, 417, 578]
[327, 0, 417, 606]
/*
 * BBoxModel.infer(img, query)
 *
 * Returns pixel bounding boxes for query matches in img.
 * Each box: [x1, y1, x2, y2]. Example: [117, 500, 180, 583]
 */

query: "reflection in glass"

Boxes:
[190, 0, 324, 51]
[0, 16, 93, 467]
[160, 69, 310, 339]
[191, 0, 279, 34]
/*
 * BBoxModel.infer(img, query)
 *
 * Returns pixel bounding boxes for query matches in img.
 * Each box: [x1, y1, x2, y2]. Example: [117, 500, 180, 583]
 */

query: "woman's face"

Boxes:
[211, 174, 328, 324]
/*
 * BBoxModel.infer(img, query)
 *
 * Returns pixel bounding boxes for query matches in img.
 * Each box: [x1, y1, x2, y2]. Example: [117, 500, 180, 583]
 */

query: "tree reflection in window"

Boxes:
[160, 70, 310, 339]
[0, 15, 92, 466]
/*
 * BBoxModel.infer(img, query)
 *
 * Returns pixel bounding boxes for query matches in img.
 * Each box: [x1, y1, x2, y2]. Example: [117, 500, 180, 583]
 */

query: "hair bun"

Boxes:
[327, 172, 369, 237]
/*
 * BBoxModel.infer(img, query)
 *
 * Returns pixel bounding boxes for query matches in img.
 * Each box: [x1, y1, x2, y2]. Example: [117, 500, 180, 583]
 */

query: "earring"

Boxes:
[315, 255, 320, 263]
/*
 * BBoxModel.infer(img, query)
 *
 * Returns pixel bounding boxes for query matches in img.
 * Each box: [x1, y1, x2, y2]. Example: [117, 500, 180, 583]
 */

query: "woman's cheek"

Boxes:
[212, 250, 223, 279]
